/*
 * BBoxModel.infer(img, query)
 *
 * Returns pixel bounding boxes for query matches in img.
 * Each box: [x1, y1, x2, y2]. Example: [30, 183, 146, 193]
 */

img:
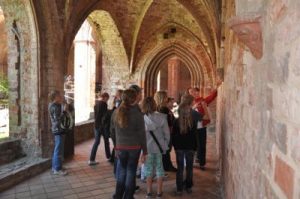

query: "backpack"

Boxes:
[60, 111, 74, 131]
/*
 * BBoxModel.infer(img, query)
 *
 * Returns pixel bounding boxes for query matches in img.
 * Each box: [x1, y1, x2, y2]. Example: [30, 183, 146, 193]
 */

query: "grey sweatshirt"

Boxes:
[144, 112, 170, 154]
[110, 105, 147, 154]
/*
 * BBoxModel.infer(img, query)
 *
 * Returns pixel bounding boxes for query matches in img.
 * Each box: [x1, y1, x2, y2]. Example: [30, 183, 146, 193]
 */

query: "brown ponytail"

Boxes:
[178, 103, 193, 134]
[114, 89, 137, 128]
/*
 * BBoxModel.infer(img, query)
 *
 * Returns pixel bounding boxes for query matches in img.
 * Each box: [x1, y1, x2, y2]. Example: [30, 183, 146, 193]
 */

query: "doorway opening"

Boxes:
[155, 57, 191, 101]
[66, 19, 101, 124]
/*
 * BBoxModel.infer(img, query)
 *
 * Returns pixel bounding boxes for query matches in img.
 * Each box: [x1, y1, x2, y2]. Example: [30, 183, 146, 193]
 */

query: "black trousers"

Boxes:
[89, 128, 111, 161]
[162, 142, 175, 170]
[197, 127, 207, 166]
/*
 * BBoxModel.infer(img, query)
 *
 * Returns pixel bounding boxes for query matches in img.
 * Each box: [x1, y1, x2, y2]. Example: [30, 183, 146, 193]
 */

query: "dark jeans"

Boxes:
[114, 149, 141, 199]
[197, 127, 207, 166]
[176, 150, 194, 191]
[111, 141, 117, 177]
[162, 140, 175, 170]
[89, 128, 111, 161]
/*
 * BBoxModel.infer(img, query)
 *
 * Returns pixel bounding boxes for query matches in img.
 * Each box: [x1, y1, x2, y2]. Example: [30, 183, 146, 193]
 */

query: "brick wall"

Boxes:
[219, 0, 300, 198]
[74, 120, 95, 145]
[0, 139, 25, 166]
[0, 0, 40, 157]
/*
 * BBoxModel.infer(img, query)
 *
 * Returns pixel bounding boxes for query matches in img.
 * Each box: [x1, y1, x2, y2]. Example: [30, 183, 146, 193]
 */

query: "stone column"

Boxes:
[167, 57, 180, 99]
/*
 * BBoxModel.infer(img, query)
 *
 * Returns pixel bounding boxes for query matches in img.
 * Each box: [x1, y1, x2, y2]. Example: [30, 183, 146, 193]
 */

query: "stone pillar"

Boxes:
[167, 57, 180, 99]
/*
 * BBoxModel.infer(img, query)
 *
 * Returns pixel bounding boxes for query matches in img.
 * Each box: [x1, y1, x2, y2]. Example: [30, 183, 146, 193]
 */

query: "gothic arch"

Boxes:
[135, 24, 216, 88]
[140, 43, 208, 96]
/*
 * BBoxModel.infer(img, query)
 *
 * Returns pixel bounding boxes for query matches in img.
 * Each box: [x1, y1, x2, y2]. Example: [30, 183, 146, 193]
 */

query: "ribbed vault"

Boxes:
[140, 43, 209, 96]
[136, 23, 216, 91]
[62, 0, 220, 74]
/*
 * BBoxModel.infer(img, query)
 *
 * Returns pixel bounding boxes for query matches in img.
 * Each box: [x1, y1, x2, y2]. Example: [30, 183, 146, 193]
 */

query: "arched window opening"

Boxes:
[155, 57, 191, 101]
[65, 20, 100, 124]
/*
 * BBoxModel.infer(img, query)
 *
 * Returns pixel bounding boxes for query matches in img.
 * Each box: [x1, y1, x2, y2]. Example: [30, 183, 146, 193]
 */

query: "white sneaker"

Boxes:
[53, 170, 68, 176]
[88, 160, 99, 166]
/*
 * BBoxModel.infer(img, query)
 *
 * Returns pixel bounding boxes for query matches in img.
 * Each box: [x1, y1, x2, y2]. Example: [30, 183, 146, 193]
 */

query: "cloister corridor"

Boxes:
[0, 0, 300, 199]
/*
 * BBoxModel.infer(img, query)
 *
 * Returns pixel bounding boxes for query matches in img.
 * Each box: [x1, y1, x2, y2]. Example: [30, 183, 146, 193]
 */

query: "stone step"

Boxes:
[0, 138, 25, 166]
[0, 157, 50, 192]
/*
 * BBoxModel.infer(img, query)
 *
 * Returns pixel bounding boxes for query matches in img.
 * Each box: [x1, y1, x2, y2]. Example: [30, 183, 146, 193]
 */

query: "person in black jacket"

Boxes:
[88, 92, 110, 165]
[49, 90, 68, 176]
[172, 94, 202, 195]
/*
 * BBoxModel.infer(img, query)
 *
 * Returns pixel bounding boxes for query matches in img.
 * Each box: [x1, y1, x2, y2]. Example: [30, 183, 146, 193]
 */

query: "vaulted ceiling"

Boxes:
[33, 0, 221, 74]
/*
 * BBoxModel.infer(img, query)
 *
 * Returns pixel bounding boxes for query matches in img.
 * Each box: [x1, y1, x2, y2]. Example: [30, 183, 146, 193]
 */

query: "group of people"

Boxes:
[48, 84, 217, 199]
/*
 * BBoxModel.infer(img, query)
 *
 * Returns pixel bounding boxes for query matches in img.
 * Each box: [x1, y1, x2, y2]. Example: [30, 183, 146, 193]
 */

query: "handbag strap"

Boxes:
[149, 130, 163, 154]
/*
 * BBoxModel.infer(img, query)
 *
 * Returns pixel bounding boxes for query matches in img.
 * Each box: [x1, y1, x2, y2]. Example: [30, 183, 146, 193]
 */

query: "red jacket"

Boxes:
[194, 90, 217, 126]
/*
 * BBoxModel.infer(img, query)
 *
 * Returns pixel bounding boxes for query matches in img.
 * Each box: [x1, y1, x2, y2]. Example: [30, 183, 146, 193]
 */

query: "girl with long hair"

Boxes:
[154, 91, 177, 172]
[141, 97, 170, 198]
[172, 94, 202, 195]
[110, 89, 147, 199]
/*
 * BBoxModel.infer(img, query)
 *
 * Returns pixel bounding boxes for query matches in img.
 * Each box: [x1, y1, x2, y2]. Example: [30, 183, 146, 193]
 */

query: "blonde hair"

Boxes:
[114, 89, 137, 128]
[178, 103, 193, 134]
[154, 91, 168, 110]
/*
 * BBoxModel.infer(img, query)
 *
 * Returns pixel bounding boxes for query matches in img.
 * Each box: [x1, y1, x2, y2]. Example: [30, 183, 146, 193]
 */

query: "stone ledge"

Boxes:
[74, 120, 95, 145]
[75, 119, 94, 127]
[0, 138, 25, 166]
[0, 157, 50, 192]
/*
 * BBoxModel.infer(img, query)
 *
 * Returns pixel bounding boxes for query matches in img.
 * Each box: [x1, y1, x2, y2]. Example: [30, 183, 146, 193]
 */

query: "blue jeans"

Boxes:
[176, 150, 194, 191]
[114, 149, 141, 199]
[52, 135, 64, 171]
[90, 128, 111, 161]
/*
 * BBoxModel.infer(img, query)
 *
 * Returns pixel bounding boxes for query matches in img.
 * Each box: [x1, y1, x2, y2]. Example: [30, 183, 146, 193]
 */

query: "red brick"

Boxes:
[274, 156, 295, 199]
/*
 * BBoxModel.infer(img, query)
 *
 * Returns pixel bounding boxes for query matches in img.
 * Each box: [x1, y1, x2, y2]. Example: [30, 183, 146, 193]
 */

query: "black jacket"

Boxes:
[94, 100, 108, 130]
[172, 110, 202, 151]
[158, 106, 175, 128]
[49, 102, 64, 135]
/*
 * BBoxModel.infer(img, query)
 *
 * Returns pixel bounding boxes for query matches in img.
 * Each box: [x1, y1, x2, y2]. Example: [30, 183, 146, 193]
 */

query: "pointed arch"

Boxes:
[134, 23, 216, 87]
[140, 43, 211, 96]
[129, 0, 153, 72]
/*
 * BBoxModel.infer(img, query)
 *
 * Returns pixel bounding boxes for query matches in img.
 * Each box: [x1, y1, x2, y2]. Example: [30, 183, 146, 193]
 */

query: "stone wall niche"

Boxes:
[228, 13, 263, 59]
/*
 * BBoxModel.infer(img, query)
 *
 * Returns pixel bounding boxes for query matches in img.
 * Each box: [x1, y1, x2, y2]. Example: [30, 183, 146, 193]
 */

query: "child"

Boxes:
[110, 89, 147, 199]
[48, 90, 68, 176]
[141, 97, 170, 198]
[172, 94, 202, 195]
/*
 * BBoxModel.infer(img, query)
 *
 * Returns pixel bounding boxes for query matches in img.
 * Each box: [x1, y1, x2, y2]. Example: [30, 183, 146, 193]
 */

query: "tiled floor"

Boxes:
[0, 132, 222, 199]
